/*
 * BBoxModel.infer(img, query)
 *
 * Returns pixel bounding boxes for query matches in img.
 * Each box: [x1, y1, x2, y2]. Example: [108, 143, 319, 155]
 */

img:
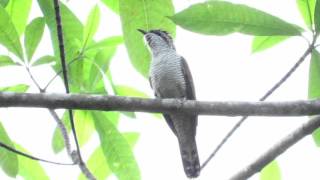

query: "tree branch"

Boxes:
[229, 115, 320, 180]
[1, 92, 320, 116]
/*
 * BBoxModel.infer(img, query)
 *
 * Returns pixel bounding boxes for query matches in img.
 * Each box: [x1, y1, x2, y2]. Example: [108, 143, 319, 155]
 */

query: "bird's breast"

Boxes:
[150, 54, 186, 98]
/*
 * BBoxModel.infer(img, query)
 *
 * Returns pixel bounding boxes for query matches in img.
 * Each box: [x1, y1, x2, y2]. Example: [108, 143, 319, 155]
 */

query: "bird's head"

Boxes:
[138, 29, 175, 54]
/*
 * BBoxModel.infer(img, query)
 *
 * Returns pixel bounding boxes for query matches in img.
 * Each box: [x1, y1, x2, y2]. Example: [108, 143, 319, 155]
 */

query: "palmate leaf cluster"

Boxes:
[0, 0, 318, 179]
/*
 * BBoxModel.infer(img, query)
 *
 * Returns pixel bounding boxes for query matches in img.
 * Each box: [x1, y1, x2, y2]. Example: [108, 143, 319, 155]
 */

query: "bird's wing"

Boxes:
[149, 76, 178, 135]
[180, 56, 196, 100]
[180, 56, 198, 133]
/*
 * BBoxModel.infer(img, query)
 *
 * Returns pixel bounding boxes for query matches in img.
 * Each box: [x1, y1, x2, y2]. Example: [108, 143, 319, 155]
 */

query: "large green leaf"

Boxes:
[170, 1, 301, 36]
[78, 146, 111, 180]
[93, 111, 140, 180]
[74, 111, 95, 147]
[101, 0, 119, 14]
[52, 110, 95, 153]
[296, 0, 316, 29]
[315, 0, 320, 32]
[0, 6, 23, 59]
[37, 0, 83, 66]
[252, 36, 290, 53]
[32, 55, 56, 66]
[0, 84, 29, 92]
[309, 50, 320, 99]
[123, 132, 140, 148]
[114, 85, 148, 98]
[260, 160, 281, 180]
[5, 0, 32, 36]
[86, 36, 123, 50]
[78, 131, 139, 180]
[119, 0, 175, 77]
[83, 5, 100, 48]
[87, 47, 116, 88]
[0, 122, 18, 177]
[24, 17, 45, 61]
[15, 144, 49, 180]
[0, 0, 8, 7]
[0, 55, 15, 66]
[309, 50, 320, 146]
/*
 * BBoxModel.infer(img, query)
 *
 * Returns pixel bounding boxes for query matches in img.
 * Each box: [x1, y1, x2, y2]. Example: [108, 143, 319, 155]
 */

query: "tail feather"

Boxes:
[179, 140, 200, 178]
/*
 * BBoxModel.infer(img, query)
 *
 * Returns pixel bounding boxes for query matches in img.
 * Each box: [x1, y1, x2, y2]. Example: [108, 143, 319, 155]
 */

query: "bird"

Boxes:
[138, 29, 200, 178]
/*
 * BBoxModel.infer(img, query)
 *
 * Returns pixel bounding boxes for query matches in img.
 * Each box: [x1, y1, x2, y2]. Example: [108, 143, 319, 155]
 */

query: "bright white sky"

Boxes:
[0, 0, 320, 180]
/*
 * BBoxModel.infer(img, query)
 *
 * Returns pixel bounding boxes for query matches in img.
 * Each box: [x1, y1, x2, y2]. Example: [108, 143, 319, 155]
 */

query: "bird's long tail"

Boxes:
[178, 139, 200, 178]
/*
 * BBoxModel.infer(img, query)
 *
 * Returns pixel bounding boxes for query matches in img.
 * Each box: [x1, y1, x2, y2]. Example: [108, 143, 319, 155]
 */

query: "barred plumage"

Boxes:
[138, 29, 200, 178]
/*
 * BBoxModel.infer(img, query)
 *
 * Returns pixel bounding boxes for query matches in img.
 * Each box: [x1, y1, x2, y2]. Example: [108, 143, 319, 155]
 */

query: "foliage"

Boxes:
[119, 0, 175, 78]
[0, 122, 18, 177]
[260, 160, 281, 180]
[0, 0, 319, 179]
[170, 1, 301, 36]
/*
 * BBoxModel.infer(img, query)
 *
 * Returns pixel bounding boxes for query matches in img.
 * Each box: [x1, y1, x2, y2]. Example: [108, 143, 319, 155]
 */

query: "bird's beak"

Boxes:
[137, 29, 147, 35]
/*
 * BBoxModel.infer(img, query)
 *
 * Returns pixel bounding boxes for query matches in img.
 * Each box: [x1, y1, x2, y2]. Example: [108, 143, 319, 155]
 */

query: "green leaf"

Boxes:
[52, 111, 95, 153]
[122, 132, 140, 148]
[32, 55, 56, 66]
[0, 122, 18, 177]
[252, 36, 289, 53]
[38, 0, 83, 66]
[79, 132, 139, 180]
[24, 17, 45, 61]
[5, 0, 32, 36]
[14, 144, 49, 180]
[0, 55, 15, 66]
[308, 50, 320, 99]
[312, 128, 320, 146]
[83, 5, 100, 48]
[119, 0, 175, 78]
[0, 6, 23, 59]
[309, 50, 320, 146]
[170, 1, 301, 36]
[87, 47, 117, 88]
[101, 0, 119, 14]
[74, 111, 95, 147]
[93, 111, 140, 180]
[114, 85, 148, 98]
[86, 36, 123, 50]
[260, 160, 281, 180]
[0, 0, 9, 7]
[297, 0, 316, 29]
[315, 0, 320, 32]
[0, 84, 29, 92]
[78, 146, 111, 180]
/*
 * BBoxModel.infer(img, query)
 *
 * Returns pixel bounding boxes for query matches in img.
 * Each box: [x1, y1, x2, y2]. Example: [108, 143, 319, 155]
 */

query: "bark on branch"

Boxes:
[230, 115, 320, 180]
[1, 92, 320, 116]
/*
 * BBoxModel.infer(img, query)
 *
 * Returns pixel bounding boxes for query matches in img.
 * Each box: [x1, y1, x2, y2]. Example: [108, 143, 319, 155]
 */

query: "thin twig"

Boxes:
[53, 0, 95, 179]
[200, 35, 317, 170]
[48, 109, 72, 155]
[26, 66, 43, 92]
[229, 115, 320, 180]
[0, 141, 74, 165]
[43, 56, 83, 91]
[23, 63, 74, 166]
